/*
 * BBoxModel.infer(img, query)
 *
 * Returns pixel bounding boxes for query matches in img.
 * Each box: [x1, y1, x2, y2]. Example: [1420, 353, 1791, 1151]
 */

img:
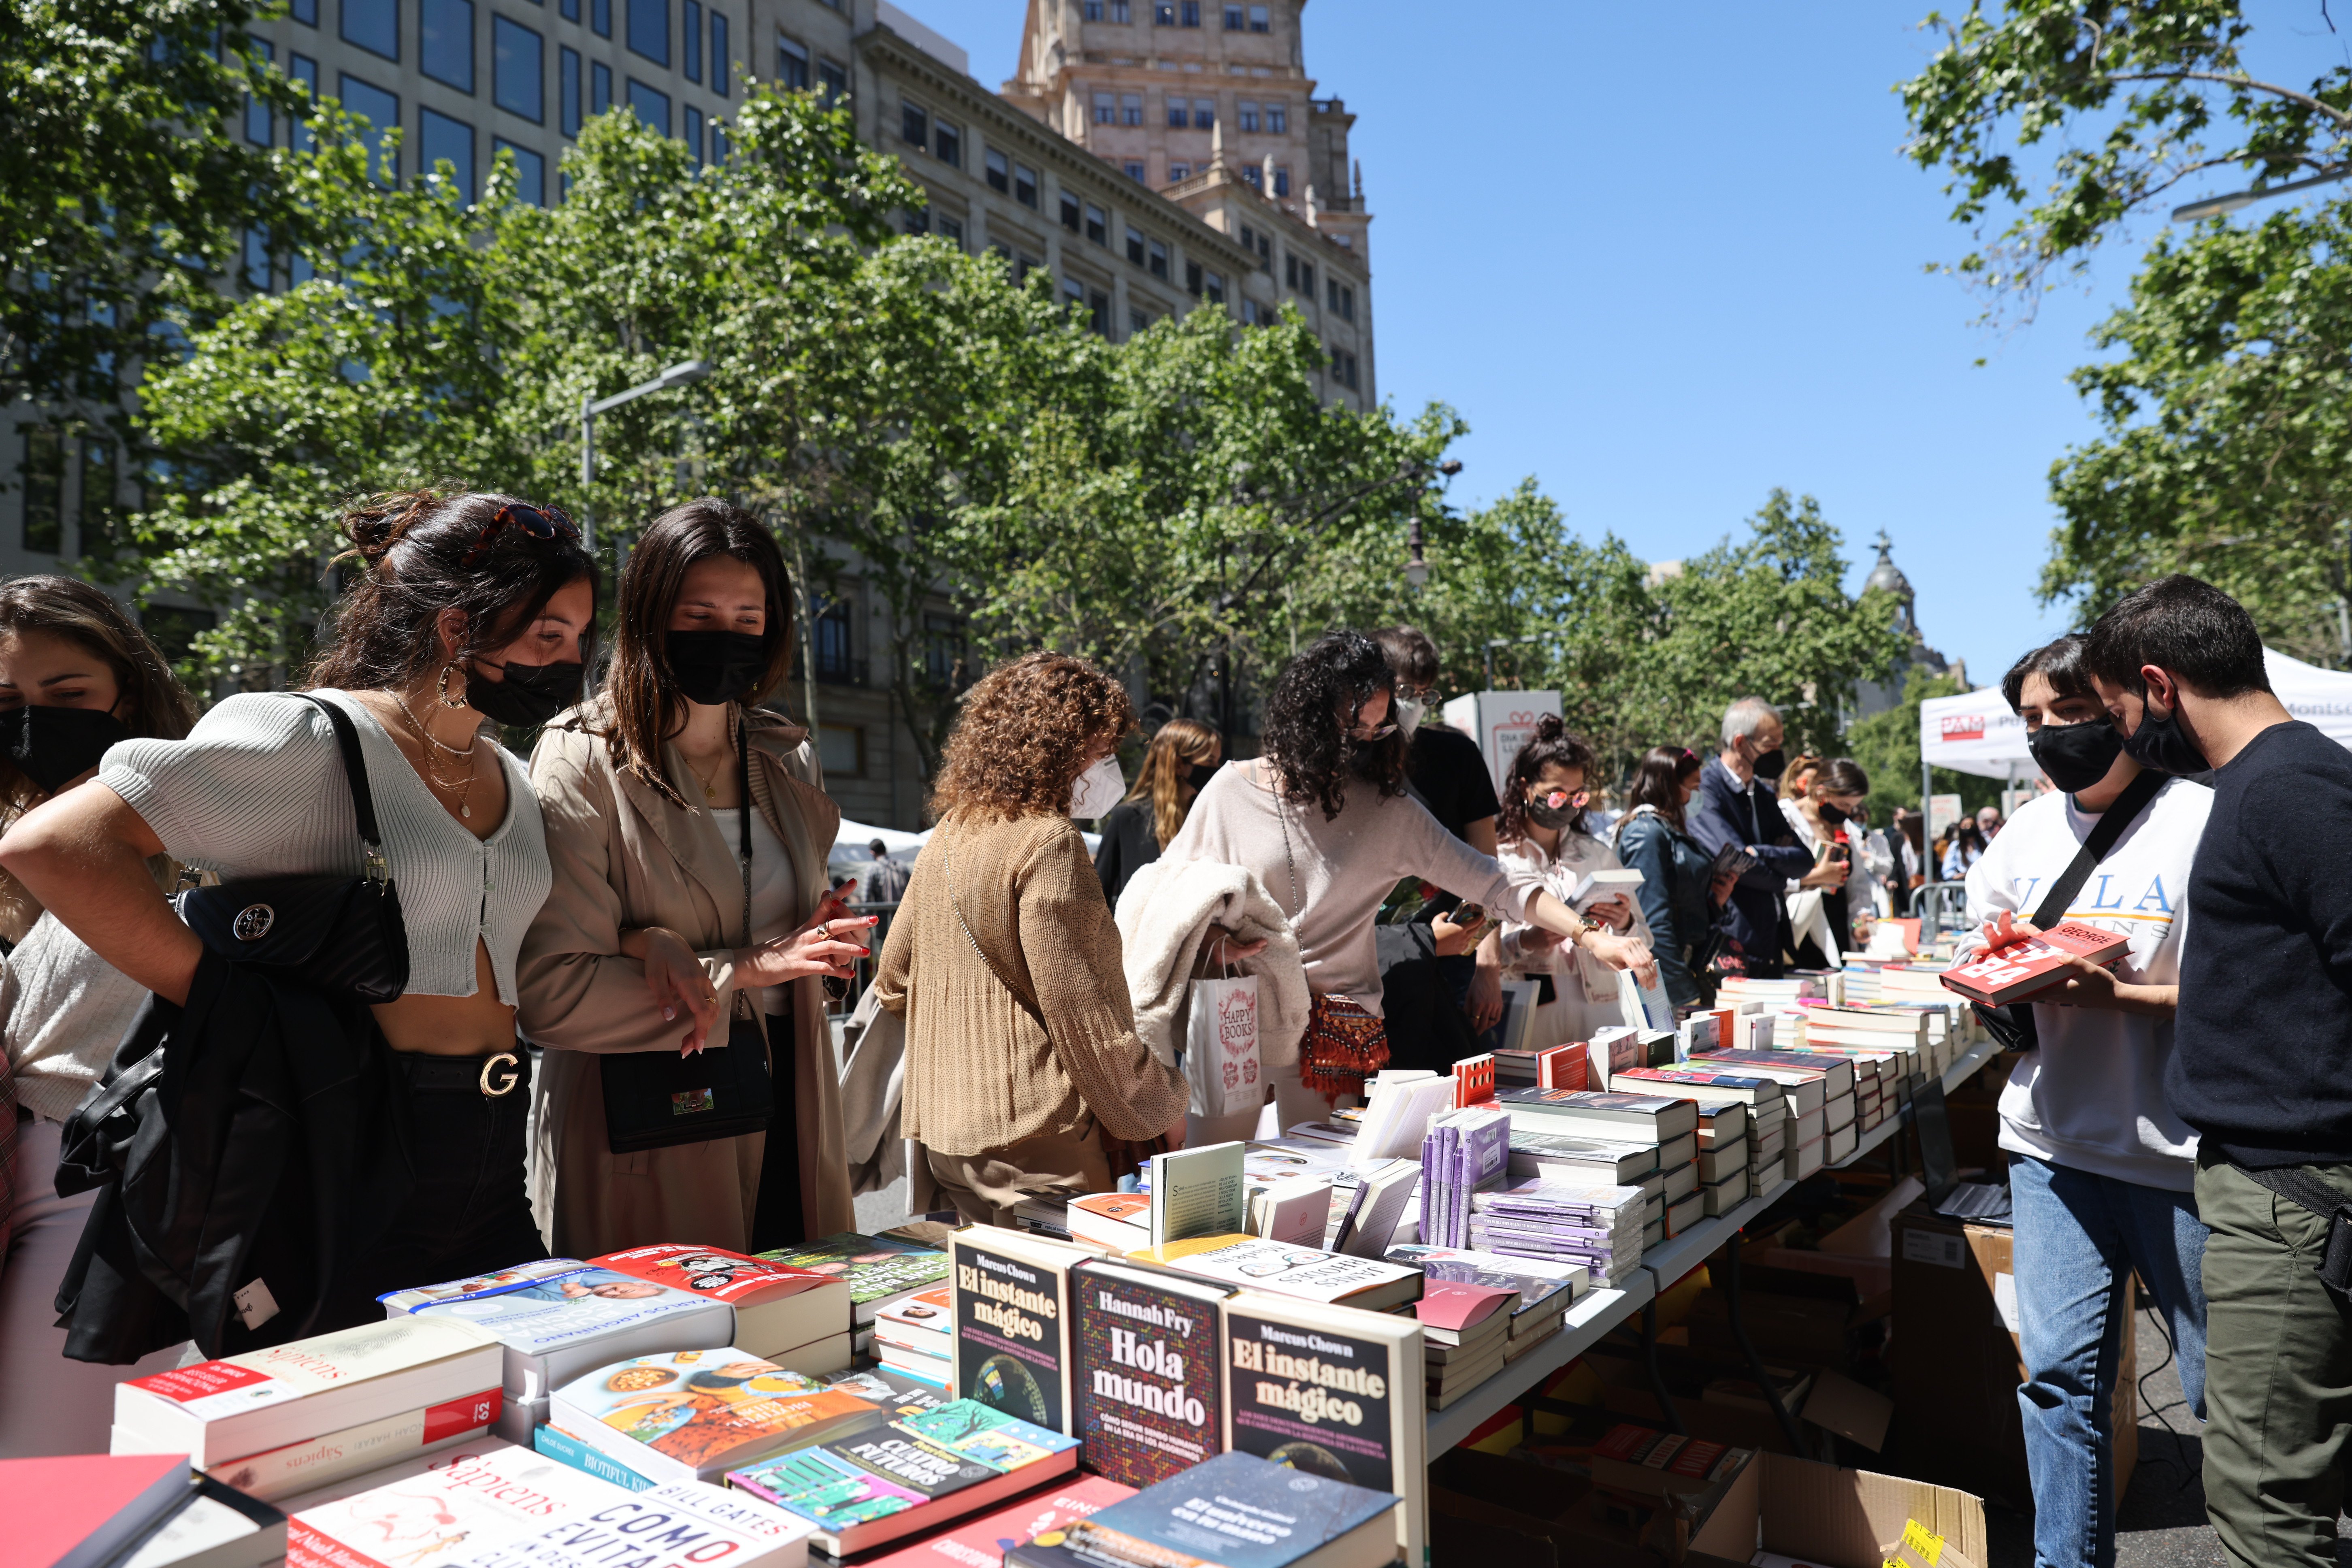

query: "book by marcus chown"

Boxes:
[723, 1398, 1078, 1556]
[1005, 1452, 1399, 1568]
[950, 1229, 1093, 1436]
[1070, 1260, 1230, 1488]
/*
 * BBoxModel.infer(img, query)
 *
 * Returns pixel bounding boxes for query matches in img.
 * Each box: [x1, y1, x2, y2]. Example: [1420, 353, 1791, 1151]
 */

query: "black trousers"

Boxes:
[315, 1045, 548, 1330]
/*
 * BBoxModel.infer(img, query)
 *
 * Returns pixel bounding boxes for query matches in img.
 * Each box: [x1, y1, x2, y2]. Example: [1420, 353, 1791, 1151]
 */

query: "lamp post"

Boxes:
[2171, 165, 2350, 222]
[578, 358, 712, 550]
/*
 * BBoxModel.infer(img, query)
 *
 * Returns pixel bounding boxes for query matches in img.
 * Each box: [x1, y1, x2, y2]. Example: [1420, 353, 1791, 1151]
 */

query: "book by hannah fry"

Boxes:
[851, 1474, 1134, 1568]
[1069, 1260, 1231, 1488]
[1005, 1451, 1399, 1568]
[546, 1349, 872, 1485]
[950, 1229, 1094, 1437]
[724, 1399, 1078, 1556]
[1939, 921, 2131, 1007]
[1147, 1142, 1248, 1247]
[588, 1245, 849, 1362]
[756, 1233, 950, 1327]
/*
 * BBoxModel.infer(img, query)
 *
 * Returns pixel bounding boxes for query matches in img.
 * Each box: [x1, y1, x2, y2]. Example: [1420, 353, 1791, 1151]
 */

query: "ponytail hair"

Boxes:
[1496, 714, 1597, 846]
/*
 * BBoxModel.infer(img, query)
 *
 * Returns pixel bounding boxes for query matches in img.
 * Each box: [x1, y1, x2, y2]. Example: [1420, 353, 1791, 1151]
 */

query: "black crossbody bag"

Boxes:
[1971, 767, 2165, 1052]
[602, 720, 776, 1153]
[175, 694, 408, 1005]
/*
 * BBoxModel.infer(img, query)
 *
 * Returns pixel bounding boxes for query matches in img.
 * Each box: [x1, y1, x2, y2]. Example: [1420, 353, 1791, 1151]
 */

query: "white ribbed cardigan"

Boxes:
[98, 688, 550, 1002]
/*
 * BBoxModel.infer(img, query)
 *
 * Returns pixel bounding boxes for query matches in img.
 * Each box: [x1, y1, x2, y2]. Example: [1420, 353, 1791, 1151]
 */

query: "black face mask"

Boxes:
[2118, 700, 2209, 777]
[1749, 746, 1786, 782]
[668, 630, 769, 707]
[1186, 762, 1219, 790]
[2028, 719, 2125, 794]
[468, 659, 583, 729]
[0, 704, 130, 795]
[1527, 797, 1579, 831]
[1818, 802, 1850, 828]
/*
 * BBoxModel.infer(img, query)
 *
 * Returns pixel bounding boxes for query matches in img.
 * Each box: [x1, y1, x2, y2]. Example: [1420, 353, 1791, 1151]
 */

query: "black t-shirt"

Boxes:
[1408, 725, 1501, 843]
[1093, 798, 1160, 905]
[2170, 720, 2352, 1167]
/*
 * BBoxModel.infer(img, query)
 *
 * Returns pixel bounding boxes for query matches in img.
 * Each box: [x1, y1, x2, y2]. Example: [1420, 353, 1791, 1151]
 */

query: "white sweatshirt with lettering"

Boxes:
[1960, 776, 2212, 1191]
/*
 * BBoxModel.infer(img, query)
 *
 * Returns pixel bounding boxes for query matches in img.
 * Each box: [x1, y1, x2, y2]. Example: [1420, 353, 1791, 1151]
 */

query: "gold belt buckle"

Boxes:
[479, 1051, 521, 1097]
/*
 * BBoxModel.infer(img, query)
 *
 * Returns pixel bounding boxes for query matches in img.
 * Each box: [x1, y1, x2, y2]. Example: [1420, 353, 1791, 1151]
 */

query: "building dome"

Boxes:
[1865, 530, 1912, 603]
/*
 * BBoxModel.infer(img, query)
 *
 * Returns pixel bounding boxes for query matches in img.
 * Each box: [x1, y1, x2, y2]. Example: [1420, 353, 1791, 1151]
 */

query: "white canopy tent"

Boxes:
[1917, 646, 2352, 781]
[827, 817, 1102, 880]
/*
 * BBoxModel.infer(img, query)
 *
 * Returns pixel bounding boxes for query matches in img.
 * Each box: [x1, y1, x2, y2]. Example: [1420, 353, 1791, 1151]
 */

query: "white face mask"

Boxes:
[1069, 756, 1126, 820]
[1395, 696, 1426, 740]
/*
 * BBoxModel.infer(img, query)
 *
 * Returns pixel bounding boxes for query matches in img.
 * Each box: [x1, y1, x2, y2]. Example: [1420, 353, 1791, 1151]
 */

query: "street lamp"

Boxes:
[1404, 458, 1463, 588]
[2171, 165, 2350, 222]
[578, 358, 711, 549]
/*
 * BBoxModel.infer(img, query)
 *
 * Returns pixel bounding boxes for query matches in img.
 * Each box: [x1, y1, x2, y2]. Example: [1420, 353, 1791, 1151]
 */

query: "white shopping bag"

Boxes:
[1183, 943, 1262, 1119]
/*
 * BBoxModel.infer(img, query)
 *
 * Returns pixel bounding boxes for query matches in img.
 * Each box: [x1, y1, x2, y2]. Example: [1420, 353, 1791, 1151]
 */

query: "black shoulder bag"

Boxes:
[175, 694, 409, 1006]
[1971, 767, 2166, 1052]
[602, 718, 777, 1153]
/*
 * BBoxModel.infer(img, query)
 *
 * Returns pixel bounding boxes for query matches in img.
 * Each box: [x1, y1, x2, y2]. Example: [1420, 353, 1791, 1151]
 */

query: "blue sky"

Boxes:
[891, 1, 2350, 692]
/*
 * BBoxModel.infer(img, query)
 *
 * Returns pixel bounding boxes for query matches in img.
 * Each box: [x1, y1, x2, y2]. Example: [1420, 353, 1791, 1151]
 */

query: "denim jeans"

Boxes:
[2009, 1154, 2209, 1568]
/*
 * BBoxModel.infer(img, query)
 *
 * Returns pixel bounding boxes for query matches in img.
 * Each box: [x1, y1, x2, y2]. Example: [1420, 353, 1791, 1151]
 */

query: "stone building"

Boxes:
[5, 0, 1378, 827]
[1851, 532, 1963, 720]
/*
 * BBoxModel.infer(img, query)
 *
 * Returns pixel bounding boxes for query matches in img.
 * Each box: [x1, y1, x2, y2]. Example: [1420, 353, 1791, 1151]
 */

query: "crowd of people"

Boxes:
[0, 491, 2344, 1568]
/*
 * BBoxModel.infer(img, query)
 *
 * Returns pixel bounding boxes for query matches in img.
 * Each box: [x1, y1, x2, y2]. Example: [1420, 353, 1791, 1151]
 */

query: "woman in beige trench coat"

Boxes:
[519, 500, 867, 1256]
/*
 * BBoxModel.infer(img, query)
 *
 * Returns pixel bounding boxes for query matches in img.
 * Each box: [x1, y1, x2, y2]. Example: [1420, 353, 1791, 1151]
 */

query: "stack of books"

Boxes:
[1467, 1180, 1646, 1285]
[109, 1316, 507, 1503]
[1492, 1086, 1700, 1245]
[380, 1257, 737, 1441]
[1493, 1042, 1587, 1093]
[1386, 1243, 1584, 1360]
[1692, 1102, 1752, 1214]
[1413, 1278, 1518, 1409]
[1418, 1104, 1512, 1247]
[1698, 1047, 1855, 1179]
[592, 1244, 853, 1365]
[758, 1232, 950, 1356]
[871, 1285, 954, 1387]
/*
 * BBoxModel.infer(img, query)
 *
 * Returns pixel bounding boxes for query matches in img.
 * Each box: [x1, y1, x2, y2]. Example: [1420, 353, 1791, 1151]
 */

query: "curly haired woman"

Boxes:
[1162, 631, 1657, 1126]
[872, 652, 1187, 1227]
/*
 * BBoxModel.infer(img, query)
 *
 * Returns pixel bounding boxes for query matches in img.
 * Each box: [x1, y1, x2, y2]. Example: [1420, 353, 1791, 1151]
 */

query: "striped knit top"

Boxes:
[97, 688, 551, 1003]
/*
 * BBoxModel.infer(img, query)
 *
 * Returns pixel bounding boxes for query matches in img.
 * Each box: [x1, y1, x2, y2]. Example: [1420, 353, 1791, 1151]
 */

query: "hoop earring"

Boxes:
[436, 664, 468, 709]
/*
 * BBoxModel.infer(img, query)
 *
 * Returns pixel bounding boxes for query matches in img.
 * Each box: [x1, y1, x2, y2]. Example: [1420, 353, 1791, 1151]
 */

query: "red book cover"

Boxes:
[588, 1244, 833, 1306]
[0, 1455, 188, 1568]
[856, 1474, 1135, 1568]
[1940, 922, 2131, 1007]
[1534, 1046, 1586, 1093]
[1452, 1054, 1496, 1107]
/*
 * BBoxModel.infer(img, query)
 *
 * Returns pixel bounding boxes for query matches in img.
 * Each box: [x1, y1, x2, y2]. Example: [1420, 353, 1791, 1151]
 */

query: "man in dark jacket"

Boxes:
[1687, 696, 1838, 974]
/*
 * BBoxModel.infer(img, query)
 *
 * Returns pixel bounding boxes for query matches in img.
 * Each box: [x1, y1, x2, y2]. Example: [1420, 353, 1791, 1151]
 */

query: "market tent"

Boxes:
[1917, 646, 2352, 781]
[826, 817, 1101, 878]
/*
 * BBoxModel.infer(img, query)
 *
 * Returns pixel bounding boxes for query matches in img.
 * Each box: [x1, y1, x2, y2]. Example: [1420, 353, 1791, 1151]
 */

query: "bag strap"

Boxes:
[2239, 1163, 2352, 1223]
[296, 694, 389, 881]
[2026, 768, 2166, 929]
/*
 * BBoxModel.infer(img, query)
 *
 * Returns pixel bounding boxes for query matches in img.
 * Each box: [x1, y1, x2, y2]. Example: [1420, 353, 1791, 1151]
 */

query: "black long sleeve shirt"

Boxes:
[2169, 720, 2352, 1167]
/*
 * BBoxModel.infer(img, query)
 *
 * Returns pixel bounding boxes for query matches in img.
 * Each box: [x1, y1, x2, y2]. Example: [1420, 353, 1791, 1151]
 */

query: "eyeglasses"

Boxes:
[1346, 721, 1398, 742]
[1537, 788, 1590, 810]
[460, 501, 579, 569]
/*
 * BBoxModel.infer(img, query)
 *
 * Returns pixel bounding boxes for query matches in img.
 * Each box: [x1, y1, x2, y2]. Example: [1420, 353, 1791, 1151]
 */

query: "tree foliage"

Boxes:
[1898, 0, 2352, 308]
[1845, 665, 2007, 822]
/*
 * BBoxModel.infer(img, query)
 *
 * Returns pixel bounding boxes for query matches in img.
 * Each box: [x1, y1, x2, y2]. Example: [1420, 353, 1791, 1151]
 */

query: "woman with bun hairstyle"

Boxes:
[0, 577, 201, 1454]
[520, 500, 864, 1256]
[1493, 717, 1653, 1048]
[0, 490, 598, 1332]
[873, 651, 1187, 1227]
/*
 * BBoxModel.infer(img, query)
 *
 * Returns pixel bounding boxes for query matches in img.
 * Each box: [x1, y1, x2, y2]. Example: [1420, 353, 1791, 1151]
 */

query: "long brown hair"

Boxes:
[305, 488, 599, 693]
[1496, 714, 1598, 845]
[1125, 716, 1219, 848]
[601, 499, 797, 807]
[931, 652, 1136, 823]
[1625, 744, 1702, 829]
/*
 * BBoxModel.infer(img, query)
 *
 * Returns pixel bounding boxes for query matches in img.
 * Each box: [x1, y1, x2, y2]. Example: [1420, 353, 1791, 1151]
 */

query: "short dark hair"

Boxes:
[2001, 634, 2095, 714]
[1371, 626, 1439, 690]
[2083, 574, 2270, 700]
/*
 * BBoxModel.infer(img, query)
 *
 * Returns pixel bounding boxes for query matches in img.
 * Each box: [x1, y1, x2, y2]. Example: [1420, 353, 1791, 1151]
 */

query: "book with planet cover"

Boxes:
[1217, 1291, 1425, 1568]
[1070, 1260, 1232, 1489]
[951, 1229, 1094, 1437]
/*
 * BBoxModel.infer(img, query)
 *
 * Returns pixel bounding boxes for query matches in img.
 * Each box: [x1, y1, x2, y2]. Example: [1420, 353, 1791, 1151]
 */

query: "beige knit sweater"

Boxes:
[874, 813, 1186, 1157]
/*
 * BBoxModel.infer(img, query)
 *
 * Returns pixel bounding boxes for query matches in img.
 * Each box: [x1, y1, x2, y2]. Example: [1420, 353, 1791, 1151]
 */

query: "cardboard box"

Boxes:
[1687, 1451, 1986, 1568]
[1889, 1203, 2135, 1508]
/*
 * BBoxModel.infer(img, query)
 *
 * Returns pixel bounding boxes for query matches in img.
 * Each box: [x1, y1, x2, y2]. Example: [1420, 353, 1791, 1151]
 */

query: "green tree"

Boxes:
[3, 0, 300, 480]
[1898, 0, 2352, 309]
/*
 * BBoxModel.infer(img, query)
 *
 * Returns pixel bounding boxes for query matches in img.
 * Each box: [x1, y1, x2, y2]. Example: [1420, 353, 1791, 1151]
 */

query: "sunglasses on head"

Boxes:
[460, 501, 578, 569]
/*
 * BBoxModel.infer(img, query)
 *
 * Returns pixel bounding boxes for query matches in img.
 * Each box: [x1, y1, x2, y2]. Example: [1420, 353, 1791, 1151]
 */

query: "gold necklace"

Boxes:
[394, 690, 477, 760]
[681, 712, 736, 806]
[392, 692, 476, 818]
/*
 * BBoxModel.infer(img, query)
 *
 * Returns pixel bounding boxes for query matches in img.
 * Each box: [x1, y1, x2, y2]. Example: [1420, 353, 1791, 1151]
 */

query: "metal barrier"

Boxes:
[1911, 880, 1971, 946]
